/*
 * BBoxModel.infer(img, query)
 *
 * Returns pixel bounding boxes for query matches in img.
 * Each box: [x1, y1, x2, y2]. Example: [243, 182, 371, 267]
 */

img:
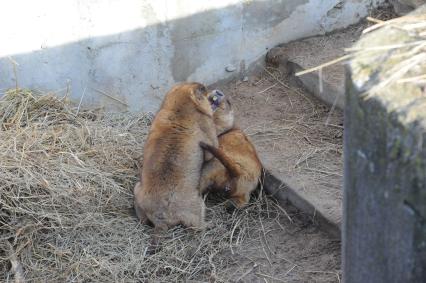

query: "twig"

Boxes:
[259, 239, 273, 266]
[362, 15, 426, 34]
[236, 263, 257, 282]
[326, 124, 343, 129]
[7, 242, 25, 283]
[294, 148, 318, 168]
[92, 87, 129, 107]
[8, 57, 19, 92]
[229, 218, 242, 255]
[259, 214, 273, 266]
[305, 270, 340, 274]
[258, 83, 278, 94]
[366, 16, 384, 24]
[255, 272, 287, 283]
[397, 74, 426, 83]
[63, 79, 71, 101]
[274, 202, 293, 223]
[263, 67, 315, 110]
[304, 168, 342, 177]
[345, 40, 426, 52]
[76, 86, 87, 116]
[325, 92, 340, 126]
[275, 219, 286, 231]
[295, 55, 351, 76]
[284, 265, 297, 277]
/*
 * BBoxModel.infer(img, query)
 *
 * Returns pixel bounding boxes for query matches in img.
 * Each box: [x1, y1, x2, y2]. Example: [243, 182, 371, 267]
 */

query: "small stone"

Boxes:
[225, 65, 236, 72]
[242, 76, 249, 82]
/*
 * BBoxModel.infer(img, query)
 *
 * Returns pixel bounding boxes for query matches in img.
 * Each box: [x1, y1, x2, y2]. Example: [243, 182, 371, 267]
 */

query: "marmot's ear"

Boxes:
[189, 85, 212, 117]
[192, 84, 207, 100]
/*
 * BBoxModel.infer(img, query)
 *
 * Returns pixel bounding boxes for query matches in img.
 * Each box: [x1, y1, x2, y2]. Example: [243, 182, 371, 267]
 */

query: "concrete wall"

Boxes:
[390, 0, 426, 14]
[0, 0, 382, 112]
[344, 6, 426, 282]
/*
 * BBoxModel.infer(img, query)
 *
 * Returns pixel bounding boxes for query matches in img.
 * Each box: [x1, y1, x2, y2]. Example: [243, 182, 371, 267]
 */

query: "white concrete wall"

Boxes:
[0, 0, 383, 112]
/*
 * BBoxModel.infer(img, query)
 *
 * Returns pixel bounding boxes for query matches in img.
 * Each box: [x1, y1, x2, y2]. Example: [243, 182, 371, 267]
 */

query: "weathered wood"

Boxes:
[344, 6, 426, 283]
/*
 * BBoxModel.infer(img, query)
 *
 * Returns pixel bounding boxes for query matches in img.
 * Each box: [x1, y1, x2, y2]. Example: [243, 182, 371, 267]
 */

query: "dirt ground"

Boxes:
[213, 200, 341, 282]
[218, 68, 344, 227]
[1, 85, 341, 282]
[208, 71, 344, 282]
[3, 5, 408, 282]
[0, 48, 344, 283]
[0, 34, 350, 283]
[234, 4, 398, 229]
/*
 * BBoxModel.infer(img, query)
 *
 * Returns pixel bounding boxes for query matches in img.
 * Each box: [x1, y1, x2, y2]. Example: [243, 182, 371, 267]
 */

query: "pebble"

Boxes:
[225, 65, 236, 72]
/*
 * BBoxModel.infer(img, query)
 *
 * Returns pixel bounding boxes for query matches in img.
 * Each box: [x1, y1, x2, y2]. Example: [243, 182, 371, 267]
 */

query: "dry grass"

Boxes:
[354, 12, 426, 97]
[0, 88, 293, 282]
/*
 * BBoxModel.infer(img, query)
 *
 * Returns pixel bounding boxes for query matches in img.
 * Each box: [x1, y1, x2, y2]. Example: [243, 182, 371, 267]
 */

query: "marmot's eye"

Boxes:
[197, 85, 207, 93]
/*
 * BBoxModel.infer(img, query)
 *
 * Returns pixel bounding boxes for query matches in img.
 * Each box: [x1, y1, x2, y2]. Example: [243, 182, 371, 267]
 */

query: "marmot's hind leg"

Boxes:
[133, 182, 149, 224]
[134, 201, 149, 224]
[180, 198, 208, 231]
[146, 223, 168, 255]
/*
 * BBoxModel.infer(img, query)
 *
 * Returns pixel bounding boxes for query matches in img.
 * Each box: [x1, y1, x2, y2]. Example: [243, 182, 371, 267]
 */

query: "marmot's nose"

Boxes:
[214, 90, 224, 97]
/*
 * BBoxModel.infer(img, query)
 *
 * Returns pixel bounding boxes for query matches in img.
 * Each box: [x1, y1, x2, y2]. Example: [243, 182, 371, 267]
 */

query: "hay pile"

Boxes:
[0, 89, 287, 282]
[350, 10, 426, 96]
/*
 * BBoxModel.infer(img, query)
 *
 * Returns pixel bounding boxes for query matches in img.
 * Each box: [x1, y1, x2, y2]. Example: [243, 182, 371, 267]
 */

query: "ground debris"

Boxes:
[0, 88, 340, 282]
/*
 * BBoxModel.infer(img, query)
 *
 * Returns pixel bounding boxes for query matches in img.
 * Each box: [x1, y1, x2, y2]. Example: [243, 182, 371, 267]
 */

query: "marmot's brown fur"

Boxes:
[200, 98, 262, 208]
[134, 83, 224, 239]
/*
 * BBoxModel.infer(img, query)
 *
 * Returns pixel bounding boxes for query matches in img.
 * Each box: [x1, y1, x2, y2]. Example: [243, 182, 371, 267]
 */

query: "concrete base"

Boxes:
[266, 23, 367, 110]
[266, 49, 344, 110]
[261, 26, 366, 237]
[263, 169, 341, 238]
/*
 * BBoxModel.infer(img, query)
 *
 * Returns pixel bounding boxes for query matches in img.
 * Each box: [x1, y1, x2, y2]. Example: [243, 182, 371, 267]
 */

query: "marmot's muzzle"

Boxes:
[209, 89, 225, 111]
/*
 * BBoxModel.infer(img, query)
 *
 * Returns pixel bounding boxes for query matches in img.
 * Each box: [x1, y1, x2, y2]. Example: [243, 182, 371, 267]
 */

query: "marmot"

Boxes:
[199, 97, 262, 208]
[134, 83, 225, 239]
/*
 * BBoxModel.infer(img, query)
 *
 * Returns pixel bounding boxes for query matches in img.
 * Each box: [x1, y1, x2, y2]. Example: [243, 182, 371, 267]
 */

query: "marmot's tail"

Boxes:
[200, 142, 241, 178]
